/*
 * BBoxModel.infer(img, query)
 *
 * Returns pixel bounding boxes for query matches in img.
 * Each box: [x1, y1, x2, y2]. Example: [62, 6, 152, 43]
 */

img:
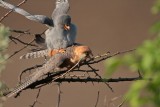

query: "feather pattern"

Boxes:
[20, 50, 49, 59]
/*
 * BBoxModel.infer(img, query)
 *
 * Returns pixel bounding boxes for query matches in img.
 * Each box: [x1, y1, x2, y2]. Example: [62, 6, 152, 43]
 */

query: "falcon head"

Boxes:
[56, 14, 71, 31]
[71, 46, 93, 63]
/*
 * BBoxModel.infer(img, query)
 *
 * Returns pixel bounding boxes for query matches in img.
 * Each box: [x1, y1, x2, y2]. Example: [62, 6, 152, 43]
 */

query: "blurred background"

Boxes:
[0, 0, 158, 107]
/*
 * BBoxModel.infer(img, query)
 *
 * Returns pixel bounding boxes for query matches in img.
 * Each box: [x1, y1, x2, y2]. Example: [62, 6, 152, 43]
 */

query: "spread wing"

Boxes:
[0, 0, 53, 26]
[52, 0, 70, 19]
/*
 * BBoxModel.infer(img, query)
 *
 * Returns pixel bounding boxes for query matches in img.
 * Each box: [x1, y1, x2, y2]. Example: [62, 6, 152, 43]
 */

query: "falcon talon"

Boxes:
[58, 49, 66, 53]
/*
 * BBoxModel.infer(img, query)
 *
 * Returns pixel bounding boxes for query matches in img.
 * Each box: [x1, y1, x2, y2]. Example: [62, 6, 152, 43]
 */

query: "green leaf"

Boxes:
[151, 0, 160, 14]
[0, 25, 9, 72]
[104, 57, 121, 78]
[150, 21, 160, 34]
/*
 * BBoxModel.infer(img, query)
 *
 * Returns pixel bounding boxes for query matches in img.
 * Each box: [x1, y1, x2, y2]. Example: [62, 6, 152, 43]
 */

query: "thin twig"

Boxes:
[87, 64, 114, 92]
[108, 96, 122, 107]
[10, 29, 46, 36]
[94, 91, 100, 107]
[51, 56, 84, 83]
[10, 29, 31, 35]
[9, 35, 38, 47]
[87, 49, 135, 65]
[7, 29, 46, 59]
[104, 95, 107, 107]
[137, 70, 142, 78]
[8, 29, 30, 45]
[7, 39, 35, 60]
[0, 0, 28, 22]
[56, 83, 61, 107]
[117, 99, 126, 107]
[30, 88, 42, 107]
[72, 69, 99, 72]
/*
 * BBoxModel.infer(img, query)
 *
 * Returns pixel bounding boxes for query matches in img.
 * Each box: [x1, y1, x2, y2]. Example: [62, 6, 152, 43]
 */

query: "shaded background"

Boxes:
[0, 0, 158, 107]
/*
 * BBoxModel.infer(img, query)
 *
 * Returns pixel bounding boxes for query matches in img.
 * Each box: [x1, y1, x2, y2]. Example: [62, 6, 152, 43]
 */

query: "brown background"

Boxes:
[0, 0, 158, 107]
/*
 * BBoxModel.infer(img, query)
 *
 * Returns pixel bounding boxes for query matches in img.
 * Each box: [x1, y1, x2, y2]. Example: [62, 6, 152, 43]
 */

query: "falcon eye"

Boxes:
[66, 17, 71, 25]
[63, 17, 71, 26]
[66, 21, 71, 26]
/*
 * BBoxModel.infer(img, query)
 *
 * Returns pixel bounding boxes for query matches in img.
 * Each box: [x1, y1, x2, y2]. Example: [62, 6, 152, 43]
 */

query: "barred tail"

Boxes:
[5, 59, 56, 98]
[20, 50, 49, 59]
[5, 69, 44, 98]
[5, 77, 36, 98]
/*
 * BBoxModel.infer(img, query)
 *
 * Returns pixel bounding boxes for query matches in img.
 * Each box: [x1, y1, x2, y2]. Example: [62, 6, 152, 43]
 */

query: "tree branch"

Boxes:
[94, 91, 100, 107]
[0, 0, 28, 22]
[53, 76, 144, 83]
[56, 83, 62, 107]
[26, 75, 150, 90]
[7, 30, 45, 60]
[86, 49, 135, 65]
[29, 88, 42, 107]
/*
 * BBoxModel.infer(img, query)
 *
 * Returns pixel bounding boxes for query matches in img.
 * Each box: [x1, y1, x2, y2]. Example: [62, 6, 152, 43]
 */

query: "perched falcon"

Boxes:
[0, 0, 77, 55]
[52, 0, 77, 47]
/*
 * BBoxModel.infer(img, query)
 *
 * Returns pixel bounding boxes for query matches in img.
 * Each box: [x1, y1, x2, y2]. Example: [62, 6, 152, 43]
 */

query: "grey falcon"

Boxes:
[0, 0, 77, 55]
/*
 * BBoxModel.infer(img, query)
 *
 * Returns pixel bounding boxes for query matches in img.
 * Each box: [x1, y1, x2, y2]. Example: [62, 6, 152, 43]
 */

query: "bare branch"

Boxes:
[26, 76, 150, 91]
[8, 29, 30, 45]
[56, 83, 62, 107]
[50, 56, 85, 83]
[87, 63, 114, 92]
[117, 98, 126, 107]
[94, 91, 100, 107]
[53, 76, 144, 83]
[7, 39, 35, 60]
[0, 0, 28, 22]
[7, 30, 46, 60]
[86, 49, 135, 65]
[29, 88, 42, 107]
[10, 29, 31, 35]
[9, 35, 37, 47]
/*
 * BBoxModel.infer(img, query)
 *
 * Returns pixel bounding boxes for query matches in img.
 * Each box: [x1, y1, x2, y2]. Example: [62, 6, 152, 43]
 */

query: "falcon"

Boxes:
[0, 0, 77, 55]
[5, 45, 92, 98]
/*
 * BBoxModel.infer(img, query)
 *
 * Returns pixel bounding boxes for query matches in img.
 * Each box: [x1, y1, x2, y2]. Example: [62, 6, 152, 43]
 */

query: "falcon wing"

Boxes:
[0, 0, 53, 26]
[51, 0, 70, 19]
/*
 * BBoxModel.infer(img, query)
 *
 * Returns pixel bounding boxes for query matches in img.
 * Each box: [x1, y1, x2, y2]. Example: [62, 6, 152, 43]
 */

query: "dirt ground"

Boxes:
[0, 0, 157, 107]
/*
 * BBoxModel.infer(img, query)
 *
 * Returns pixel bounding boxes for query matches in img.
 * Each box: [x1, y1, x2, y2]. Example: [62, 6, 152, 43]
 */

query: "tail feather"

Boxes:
[5, 56, 58, 98]
[6, 77, 35, 98]
[6, 68, 45, 98]
[20, 50, 49, 59]
[5, 48, 71, 98]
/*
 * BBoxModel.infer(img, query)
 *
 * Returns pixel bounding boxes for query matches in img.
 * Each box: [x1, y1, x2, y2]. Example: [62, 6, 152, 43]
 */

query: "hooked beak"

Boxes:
[64, 24, 70, 31]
